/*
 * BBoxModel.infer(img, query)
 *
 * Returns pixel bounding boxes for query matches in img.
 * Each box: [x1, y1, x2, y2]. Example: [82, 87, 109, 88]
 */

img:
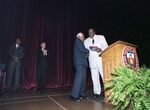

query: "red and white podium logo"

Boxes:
[122, 46, 139, 69]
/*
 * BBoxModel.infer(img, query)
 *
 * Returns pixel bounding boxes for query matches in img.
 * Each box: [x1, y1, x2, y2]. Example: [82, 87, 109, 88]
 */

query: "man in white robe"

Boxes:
[84, 28, 108, 98]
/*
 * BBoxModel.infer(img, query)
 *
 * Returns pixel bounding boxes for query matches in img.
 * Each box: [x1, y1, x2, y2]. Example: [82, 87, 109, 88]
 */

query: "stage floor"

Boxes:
[0, 89, 112, 110]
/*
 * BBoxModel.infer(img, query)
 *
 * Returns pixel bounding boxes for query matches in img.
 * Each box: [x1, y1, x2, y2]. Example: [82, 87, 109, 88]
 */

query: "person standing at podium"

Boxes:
[84, 28, 108, 98]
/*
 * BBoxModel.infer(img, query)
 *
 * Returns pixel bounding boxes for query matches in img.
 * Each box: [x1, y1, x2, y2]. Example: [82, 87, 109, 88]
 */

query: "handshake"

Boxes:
[89, 46, 102, 52]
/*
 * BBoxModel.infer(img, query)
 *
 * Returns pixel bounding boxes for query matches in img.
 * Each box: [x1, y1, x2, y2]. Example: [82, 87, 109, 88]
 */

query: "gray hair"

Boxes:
[76, 32, 83, 38]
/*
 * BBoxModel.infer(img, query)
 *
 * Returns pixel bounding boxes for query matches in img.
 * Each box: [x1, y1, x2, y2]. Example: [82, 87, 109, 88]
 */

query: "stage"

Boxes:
[0, 89, 112, 110]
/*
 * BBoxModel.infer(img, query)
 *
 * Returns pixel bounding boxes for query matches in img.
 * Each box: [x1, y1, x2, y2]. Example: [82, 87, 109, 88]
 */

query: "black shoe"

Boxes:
[93, 94, 100, 99]
[79, 95, 88, 100]
[36, 89, 43, 94]
[70, 96, 81, 102]
[75, 98, 81, 102]
[36, 87, 45, 93]
[14, 89, 21, 95]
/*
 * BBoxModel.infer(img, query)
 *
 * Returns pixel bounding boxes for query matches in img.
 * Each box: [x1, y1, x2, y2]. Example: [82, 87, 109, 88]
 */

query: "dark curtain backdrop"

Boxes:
[0, 0, 150, 89]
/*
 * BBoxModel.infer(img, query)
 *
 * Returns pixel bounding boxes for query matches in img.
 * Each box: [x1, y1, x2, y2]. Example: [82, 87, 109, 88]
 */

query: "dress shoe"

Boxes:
[70, 96, 81, 102]
[93, 94, 100, 99]
[13, 89, 21, 95]
[79, 95, 88, 100]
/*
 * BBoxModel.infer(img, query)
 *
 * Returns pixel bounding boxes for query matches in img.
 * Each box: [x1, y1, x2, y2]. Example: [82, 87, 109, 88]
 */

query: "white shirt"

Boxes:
[42, 48, 47, 56]
[16, 44, 19, 49]
[84, 34, 108, 68]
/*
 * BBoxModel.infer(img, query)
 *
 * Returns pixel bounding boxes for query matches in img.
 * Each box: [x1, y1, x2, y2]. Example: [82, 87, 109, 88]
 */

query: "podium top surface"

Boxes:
[101, 40, 138, 55]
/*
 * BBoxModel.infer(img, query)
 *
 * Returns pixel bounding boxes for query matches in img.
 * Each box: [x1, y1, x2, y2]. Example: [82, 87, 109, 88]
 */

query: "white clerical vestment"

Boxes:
[84, 34, 108, 95]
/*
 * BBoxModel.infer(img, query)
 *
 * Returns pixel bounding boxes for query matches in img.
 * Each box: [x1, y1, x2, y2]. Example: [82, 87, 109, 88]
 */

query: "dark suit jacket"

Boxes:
[37, 49, 48, 72]
[37, 49, 48, 63]
[9, 44, 23, 61]
[73, 38, 89, 67]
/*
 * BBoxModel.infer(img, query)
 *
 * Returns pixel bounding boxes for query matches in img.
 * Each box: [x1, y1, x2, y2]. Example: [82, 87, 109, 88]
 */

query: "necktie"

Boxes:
[92, 38, 94, 44]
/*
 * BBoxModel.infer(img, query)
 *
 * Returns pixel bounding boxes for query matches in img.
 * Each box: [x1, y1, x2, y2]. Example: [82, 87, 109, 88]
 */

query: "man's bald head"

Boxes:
[76, 32, 85, 41]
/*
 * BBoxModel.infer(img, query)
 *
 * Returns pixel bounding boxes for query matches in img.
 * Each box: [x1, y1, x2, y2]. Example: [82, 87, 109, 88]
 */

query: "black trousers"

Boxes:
[37, 62, 48, 91]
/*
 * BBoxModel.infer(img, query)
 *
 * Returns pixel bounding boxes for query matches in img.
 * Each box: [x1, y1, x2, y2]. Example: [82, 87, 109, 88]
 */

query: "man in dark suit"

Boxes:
[37, 42, 48, 93]
[6, 38, 23, 92]
[71, 32, 89, 102]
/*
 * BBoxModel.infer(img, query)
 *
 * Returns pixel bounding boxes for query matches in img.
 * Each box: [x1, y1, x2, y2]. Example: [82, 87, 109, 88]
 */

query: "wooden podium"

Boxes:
[100, 40, 139, 101]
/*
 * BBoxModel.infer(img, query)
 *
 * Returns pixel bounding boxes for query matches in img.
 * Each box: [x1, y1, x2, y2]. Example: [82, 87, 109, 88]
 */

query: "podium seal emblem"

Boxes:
[122, 46, 139, 69]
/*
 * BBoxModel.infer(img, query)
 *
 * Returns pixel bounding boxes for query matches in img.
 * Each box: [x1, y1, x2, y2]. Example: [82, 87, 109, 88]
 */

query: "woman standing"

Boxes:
[37, 42, 48, 93]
